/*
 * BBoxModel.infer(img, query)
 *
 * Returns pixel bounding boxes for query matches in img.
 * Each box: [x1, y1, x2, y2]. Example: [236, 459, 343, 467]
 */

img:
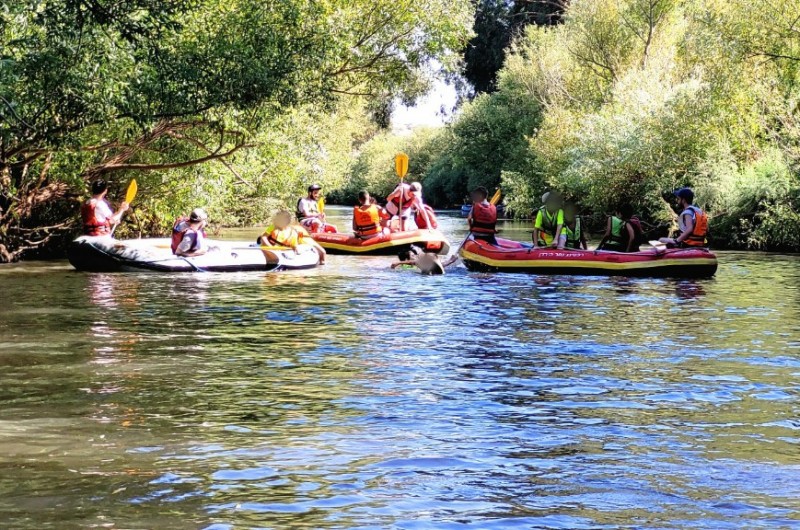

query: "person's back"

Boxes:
[81, 179, 129, 236]
[174, 208, 209, 257]
[352, 191, 383, 238]
[468, 186, 497, 245]
[599, 204, 636, 252]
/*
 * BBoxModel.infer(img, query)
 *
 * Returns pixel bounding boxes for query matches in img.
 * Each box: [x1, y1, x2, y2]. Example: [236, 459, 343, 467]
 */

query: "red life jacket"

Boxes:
[81, 200, 111, 236]
[470, 202, 497, 234]
[171, 217, 205, 254]
[415, 205, 439, 229]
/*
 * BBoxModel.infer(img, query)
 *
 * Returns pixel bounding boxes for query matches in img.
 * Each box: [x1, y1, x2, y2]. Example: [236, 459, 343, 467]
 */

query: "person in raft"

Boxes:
[385, 182, 423, 231]
[562, 201, 588, 250]
[659, 187, 709, 248]
[81, 179, 130, 236]
[533, 191, 565, 249]
[352, 190, 387, 239]
[173, 208, 210, 257]
[260, 210, 327, 264]
[598, 204, 640, 252]
[297, 184, 337, 234]
[467, 186, 498, 245]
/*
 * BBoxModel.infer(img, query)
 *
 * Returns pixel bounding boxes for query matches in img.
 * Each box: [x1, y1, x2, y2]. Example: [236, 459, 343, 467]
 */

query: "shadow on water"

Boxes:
[0, 209, 799, 528]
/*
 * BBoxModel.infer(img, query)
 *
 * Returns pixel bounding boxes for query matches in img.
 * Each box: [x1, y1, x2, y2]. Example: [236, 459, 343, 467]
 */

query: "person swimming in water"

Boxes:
[390, 245, 452, 275]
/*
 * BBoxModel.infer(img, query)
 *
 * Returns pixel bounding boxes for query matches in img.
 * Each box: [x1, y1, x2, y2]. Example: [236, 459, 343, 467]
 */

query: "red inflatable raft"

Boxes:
[311, 229, 450, 256]
[460, 237, 718, 278]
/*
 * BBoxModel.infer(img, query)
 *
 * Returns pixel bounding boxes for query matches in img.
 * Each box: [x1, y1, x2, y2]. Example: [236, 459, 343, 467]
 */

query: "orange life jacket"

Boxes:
[265, 225, 301, 248]
[470, 202, 497, 234]
[683, 206, 709, 247]
[415, 205, 439, 229]
[353, 204, 382, 237]
[81, 200, 111, 236]
[171, 217, 205, 254]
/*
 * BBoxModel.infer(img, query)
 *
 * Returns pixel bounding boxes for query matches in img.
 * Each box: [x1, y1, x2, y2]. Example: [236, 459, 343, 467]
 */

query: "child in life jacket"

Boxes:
[352, 190, 388, 238]
[260, 210, 327, 264]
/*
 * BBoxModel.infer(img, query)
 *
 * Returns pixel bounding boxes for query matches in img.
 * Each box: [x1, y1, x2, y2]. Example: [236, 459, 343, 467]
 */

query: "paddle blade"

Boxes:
[395, 152, 409, 179]
[317, 197, 325, 213]
[490, 188, 502, 205]
[125, 179, 138, 204]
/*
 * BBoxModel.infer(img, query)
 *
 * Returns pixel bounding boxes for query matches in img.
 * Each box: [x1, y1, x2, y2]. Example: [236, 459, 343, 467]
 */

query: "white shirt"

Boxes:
[176, 229, 206, 255]
[298, 197, 319, 218]
[93, 199, 114, 225]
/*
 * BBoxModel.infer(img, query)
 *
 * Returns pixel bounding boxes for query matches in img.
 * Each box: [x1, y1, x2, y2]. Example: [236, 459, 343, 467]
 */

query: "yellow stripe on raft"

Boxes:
[316, 235, 446, 253]
[459, 249, 718, 270]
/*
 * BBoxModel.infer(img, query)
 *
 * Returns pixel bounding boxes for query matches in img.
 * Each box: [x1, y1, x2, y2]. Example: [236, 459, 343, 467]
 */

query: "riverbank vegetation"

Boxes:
[0, 0, 472, 261]
[3, 0, 799, 261]
[351, 0, 800, 251]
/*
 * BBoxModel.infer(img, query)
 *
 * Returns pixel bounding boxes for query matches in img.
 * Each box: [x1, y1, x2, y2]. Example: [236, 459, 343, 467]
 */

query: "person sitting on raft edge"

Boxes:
[81, 179, 130, 236]
[659, 187, 709, 248]
[533, 191, 565, 249]
[174, 208, 210, 257]
[297, 184, 337, 234]
[467, 186, 498, 245]
[353, 190, 387, 239]
[260, 210, 327, 264]
[598, 203, 640, 252]
[563, 201, 588, 250]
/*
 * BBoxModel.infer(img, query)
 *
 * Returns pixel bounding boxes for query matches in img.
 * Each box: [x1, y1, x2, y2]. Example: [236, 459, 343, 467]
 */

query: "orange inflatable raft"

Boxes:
[460, 237, 718, 278]
[311, 229, 450, 256]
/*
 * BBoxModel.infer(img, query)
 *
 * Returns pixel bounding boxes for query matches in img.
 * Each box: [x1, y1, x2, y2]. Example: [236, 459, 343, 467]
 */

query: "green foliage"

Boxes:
[0, 0, 474, 260]
[457, 0, 800, 251]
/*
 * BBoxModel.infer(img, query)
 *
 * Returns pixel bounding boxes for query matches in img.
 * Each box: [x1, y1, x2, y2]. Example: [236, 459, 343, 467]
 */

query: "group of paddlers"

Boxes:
[294, 182, 439, 237]
[81, 175, 709, 270]
[463, 186, 708, 252]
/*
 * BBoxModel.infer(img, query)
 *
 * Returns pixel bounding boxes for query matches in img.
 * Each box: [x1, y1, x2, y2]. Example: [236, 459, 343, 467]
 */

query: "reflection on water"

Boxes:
[0, 209, 799, 528]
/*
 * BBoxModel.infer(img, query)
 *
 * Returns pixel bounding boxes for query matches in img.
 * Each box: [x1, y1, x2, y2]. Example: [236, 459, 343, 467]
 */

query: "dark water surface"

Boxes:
[1, 209, 799, 529]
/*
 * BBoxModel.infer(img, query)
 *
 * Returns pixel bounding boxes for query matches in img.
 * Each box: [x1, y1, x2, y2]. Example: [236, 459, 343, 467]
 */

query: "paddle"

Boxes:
[649, 239, 668, 256]
[395, 152, 409, 230]
[110, 179, 137, 236]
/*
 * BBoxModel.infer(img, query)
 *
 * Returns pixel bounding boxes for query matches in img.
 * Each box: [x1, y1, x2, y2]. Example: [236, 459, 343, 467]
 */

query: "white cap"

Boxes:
[190, 208, 208, 222]
[542, 192, 550, 204]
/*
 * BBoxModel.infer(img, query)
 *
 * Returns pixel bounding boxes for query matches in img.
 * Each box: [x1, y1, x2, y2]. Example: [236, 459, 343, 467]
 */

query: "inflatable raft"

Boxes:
[311, 229, 450, 256]
[68, 236, 320, 273]
[460, 237, 718, 278]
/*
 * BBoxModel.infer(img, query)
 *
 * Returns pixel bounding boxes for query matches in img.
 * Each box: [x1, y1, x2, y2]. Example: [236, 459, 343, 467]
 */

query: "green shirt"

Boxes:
[535, 207, 564, 234]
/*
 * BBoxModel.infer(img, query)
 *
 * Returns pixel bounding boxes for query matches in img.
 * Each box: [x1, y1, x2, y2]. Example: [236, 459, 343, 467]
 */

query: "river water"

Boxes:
[1, 208, 799, 529]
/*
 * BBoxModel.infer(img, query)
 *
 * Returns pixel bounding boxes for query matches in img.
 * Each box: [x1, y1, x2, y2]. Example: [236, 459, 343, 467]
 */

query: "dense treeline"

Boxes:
[351, 0, 800, 251]
[0, 0, 473, 261]
[3, 0, 800, 261]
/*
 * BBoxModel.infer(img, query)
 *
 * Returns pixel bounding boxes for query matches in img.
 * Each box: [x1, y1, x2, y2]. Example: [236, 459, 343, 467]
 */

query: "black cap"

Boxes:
[308, 184, 322, 192]
[674, 187, 694, 202]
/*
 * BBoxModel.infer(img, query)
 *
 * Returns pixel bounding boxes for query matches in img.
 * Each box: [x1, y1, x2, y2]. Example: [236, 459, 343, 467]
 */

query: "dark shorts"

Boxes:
[472, 233, 498, 245]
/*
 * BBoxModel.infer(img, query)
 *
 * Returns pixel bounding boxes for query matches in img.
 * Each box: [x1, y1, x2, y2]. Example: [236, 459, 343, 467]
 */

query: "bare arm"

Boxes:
[675, 213, 695, 244]
[553, 224, 564, 248]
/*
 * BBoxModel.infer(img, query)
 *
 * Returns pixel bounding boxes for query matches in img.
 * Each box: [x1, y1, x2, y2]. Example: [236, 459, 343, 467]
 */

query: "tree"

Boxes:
[0, 0, 474, 261]
[463, 0, 567, 94]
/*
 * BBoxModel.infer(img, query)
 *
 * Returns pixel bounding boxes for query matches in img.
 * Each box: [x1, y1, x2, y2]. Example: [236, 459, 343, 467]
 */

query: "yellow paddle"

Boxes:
[110, 179, 137, 236]
[395, 152, 409, 230]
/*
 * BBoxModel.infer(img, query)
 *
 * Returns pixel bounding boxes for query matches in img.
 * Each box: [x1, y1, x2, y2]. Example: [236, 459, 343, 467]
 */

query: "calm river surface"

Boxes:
[1, 208, 799, 529]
